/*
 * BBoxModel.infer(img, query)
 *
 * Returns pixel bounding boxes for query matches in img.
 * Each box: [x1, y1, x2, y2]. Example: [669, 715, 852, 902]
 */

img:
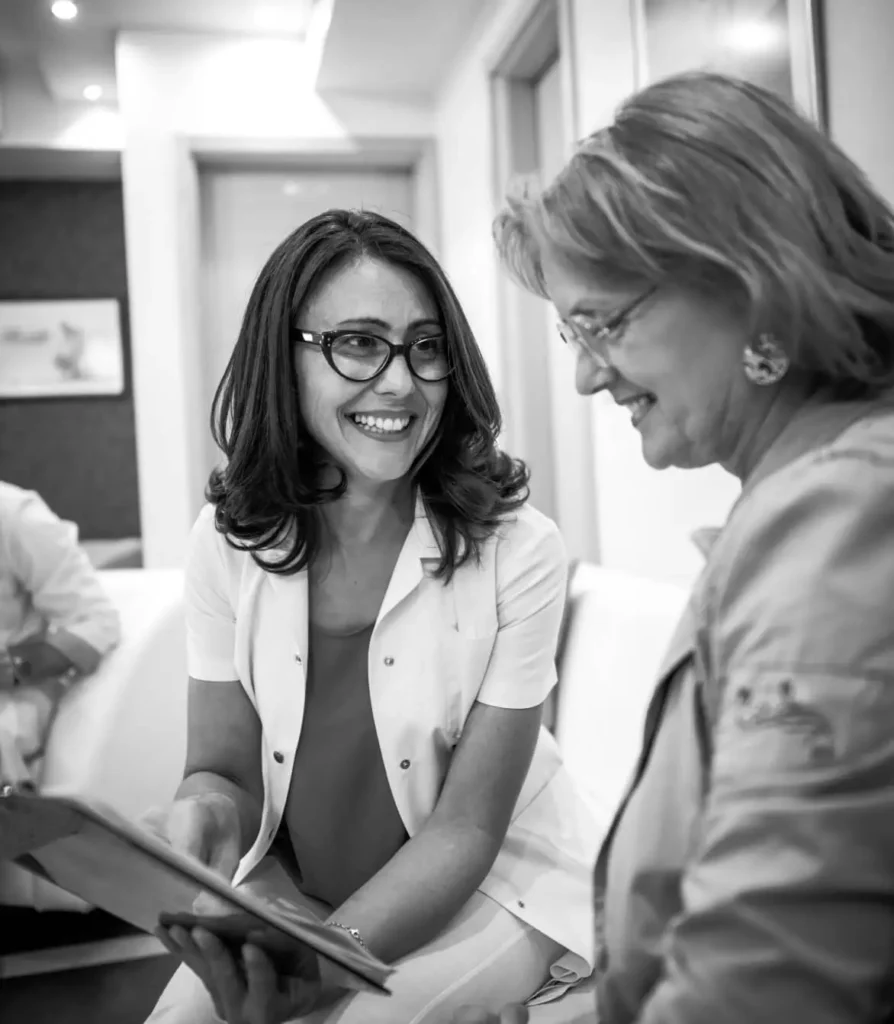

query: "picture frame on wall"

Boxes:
[0, 299, 125, 399]
[631, 0, 824, 125]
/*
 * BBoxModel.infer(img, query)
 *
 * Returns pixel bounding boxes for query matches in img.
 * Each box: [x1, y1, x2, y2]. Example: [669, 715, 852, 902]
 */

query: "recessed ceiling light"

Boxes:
[51, 1, 79, 20]
[83, 84, 103, 101]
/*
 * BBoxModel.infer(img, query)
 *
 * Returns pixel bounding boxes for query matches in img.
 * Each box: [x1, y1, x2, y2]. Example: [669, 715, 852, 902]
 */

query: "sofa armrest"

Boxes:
[554, 563, 688, 833]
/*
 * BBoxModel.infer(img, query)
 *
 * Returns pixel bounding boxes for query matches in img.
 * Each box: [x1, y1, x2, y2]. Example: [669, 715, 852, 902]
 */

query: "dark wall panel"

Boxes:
[0, 181, 140, 539]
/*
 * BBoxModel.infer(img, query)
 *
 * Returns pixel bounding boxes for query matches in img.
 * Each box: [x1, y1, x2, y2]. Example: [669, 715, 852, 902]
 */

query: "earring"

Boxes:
[743, 333, 790, 386]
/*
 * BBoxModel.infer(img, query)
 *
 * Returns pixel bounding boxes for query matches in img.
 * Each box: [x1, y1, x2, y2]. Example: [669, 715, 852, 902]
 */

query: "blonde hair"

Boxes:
[494, 71, 894, 393]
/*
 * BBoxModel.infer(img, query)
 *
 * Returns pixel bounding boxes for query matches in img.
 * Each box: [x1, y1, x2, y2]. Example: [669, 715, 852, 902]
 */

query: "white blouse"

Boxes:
[185, 498, 600, 977]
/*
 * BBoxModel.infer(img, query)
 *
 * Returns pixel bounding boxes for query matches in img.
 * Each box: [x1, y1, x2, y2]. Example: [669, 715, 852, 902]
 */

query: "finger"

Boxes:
[165, 927, 228, 1021]
[0, 724, 33, 789]
[169, 926, 213, 980]
[247, 932, 319, 980]
[194, 927, 247, 1020]
[191, 888, 237, 917]
[139, 806, 171, 840]
[242, 944, 278, 1022]
[154, 926, 183, 959]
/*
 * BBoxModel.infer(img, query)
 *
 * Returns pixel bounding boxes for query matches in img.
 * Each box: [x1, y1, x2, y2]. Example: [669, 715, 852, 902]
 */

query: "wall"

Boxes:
[824, 0, 894, 205]
[0, 180, 140, 539]
[115, 32, 438, 567]
[436, 0, 894, 589]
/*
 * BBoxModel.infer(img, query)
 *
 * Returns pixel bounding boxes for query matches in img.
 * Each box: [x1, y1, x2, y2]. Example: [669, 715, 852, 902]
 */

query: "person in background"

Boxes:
[0, 482, 121, 788]
[145, 209, 599, 1024]
[456, 70, 894, 1022]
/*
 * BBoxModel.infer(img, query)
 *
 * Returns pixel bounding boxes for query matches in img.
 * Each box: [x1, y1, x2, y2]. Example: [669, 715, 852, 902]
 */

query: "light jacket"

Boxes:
[595, 393, 894, 1024]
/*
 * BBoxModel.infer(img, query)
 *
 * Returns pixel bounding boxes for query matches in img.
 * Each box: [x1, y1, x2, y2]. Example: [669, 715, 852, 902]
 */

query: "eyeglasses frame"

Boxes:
[290, 327, 452, 384]
[557, 286, 658, 359]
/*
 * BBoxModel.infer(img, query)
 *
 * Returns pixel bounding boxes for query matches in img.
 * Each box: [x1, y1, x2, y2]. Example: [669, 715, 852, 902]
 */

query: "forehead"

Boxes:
[303, 256, 437, 325]
[539, 246, 631, 319]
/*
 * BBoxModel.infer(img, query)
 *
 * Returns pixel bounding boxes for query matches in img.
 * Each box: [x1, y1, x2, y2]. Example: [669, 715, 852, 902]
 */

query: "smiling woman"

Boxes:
[143, 209, 600, 1024]
[485, 70, 894, 1024]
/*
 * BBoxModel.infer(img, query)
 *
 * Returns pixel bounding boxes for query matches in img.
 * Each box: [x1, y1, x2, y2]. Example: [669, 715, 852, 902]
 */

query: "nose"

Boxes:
[375, 350, 416, 397]
[575, 349, 617, 396]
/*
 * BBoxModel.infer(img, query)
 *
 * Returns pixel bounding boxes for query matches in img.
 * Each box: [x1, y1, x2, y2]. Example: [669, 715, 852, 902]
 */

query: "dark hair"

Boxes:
[495, 72, 894, 396]
[207, 208, 528, 580]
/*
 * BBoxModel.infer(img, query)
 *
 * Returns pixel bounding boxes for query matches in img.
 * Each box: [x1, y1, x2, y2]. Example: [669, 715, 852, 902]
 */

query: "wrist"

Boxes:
[326, 921, 368, 951]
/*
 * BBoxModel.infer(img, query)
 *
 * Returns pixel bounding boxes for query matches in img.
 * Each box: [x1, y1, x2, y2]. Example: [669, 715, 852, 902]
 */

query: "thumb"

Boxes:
[206, 823, 241, 881]
[138, 805, 170, 841]
[165, 799, 210, 864]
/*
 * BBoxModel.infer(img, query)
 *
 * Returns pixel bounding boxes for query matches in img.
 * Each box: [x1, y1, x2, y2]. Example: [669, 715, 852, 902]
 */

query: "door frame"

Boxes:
[487, 0, 600, 562]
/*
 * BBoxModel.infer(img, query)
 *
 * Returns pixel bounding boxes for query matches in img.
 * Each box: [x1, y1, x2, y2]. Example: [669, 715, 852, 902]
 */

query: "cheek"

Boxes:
[296, 373, 345, 448]
[422, 384, 448, 428]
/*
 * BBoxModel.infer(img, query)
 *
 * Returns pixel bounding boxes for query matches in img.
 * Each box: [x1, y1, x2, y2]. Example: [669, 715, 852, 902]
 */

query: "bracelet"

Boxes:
[327, 921, 367, 950]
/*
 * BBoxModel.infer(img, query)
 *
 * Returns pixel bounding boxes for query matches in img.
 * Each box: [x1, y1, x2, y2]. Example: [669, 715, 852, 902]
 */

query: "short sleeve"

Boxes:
[475, 508, 568, 710]
[185, 505, 238, 681]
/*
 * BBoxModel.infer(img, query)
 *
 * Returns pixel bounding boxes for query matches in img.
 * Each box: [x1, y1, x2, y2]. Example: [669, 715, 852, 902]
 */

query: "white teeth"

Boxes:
[624, 395, 655, 425]
[351, 413, 411, 434]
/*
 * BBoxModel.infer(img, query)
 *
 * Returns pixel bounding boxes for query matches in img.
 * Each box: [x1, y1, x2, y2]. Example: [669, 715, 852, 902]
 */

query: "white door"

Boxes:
[199, 167, 414, 478]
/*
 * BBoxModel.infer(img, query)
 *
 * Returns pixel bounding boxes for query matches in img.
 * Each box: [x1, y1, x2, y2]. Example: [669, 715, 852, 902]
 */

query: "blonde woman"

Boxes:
[460, 71, 894, 1023]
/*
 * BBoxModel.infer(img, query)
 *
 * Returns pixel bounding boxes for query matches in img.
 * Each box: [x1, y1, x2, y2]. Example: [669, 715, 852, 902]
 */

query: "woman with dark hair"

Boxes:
[145, 209, 598, 1023]
[457, 71, 894, 1023]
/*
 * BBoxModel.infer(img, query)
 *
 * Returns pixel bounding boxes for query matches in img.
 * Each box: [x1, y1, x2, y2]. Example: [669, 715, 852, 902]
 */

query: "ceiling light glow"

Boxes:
[723, 19, 782, 54]
[51, 1, 79, 20]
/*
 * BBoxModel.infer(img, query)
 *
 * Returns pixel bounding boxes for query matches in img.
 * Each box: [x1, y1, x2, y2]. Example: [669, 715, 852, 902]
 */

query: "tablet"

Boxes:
[0, 788, 392, 994]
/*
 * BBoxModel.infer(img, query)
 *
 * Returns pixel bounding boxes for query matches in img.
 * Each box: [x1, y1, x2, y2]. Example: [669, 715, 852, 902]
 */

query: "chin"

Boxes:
[350, 459, 415, 485]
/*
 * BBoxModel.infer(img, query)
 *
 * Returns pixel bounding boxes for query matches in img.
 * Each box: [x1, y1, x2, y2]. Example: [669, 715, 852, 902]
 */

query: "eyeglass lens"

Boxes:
[330, 333, 449, 382]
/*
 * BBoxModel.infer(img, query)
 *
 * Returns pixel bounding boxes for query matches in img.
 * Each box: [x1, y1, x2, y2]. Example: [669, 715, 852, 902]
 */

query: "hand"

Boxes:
[450, 1006, 530, 1024]
[0, 687, 54, 786]
[6, 638, 74, 683]
[141, 792, 243, 881]
[156, 925, 329, 1024]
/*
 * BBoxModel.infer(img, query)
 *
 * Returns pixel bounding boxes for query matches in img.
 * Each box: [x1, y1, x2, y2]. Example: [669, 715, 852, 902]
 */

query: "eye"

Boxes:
[413, 335, 445, 356]
[335, 333, 382, 353]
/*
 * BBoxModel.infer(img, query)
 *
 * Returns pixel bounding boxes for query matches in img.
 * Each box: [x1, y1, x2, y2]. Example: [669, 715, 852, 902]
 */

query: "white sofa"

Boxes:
[0, 567, 188, 911]
[528, 561, 688, 1023]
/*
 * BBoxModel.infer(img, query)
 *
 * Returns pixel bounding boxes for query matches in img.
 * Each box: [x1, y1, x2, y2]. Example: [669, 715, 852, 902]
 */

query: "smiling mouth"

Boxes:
[348, 412, 415, 436]
[619, 394, 656, 427]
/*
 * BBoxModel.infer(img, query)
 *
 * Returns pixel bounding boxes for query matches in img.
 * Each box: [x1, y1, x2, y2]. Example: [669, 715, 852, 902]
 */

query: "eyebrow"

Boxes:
[335, 316, 442, 331]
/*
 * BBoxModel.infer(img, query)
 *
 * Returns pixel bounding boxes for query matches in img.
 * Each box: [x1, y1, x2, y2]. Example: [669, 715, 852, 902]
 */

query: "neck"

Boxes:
[722, 376, 819, 483]
[320, 475, 415, 551]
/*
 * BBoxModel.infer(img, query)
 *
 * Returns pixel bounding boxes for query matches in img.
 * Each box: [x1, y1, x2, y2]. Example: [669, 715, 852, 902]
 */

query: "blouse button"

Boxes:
[400, 759, 411, 770]
[384, 656, 394, 666]
[273, 751, 285, 764]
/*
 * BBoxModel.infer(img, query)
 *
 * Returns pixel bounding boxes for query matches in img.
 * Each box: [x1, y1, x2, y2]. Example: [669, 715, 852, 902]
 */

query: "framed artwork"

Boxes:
[0, 299, 125, 399]
[631, 0, 824, 124]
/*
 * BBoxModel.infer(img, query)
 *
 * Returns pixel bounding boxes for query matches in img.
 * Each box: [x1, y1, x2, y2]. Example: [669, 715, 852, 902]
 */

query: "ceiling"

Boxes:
[316, 0, 493, 98]
[0, 0, 490, 110]
[0, 0, 316, 104]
